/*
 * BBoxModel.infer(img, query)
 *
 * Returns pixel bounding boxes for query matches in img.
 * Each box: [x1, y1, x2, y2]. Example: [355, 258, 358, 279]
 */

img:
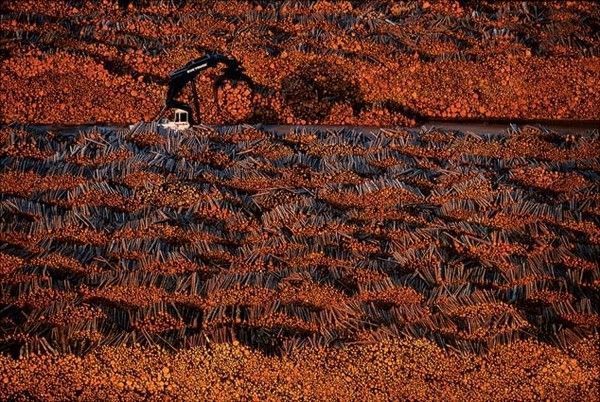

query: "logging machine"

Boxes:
[153, 53, 253, 130]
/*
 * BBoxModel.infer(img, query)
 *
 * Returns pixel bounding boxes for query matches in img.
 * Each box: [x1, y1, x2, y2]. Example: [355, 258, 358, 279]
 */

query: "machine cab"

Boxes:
[157, 108, 190, 131]
[174, 110, 189, 125]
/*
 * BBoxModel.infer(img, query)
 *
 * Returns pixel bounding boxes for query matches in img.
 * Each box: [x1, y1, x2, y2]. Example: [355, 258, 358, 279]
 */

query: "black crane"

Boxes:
[154, 53, 254, 126]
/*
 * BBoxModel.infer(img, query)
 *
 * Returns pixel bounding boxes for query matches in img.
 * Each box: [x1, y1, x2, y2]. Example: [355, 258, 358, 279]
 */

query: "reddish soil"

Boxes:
[0, 123, 598, 399]
[1, 1, 599, 125]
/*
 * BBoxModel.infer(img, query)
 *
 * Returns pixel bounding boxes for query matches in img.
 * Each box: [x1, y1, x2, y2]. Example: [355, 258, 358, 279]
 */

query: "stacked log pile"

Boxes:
[1, 0, 598, 125]
[0, 124, 598, 358]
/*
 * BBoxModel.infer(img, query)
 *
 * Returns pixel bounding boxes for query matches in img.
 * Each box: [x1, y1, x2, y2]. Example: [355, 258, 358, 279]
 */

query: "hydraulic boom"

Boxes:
[154, 53, 253, 127]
